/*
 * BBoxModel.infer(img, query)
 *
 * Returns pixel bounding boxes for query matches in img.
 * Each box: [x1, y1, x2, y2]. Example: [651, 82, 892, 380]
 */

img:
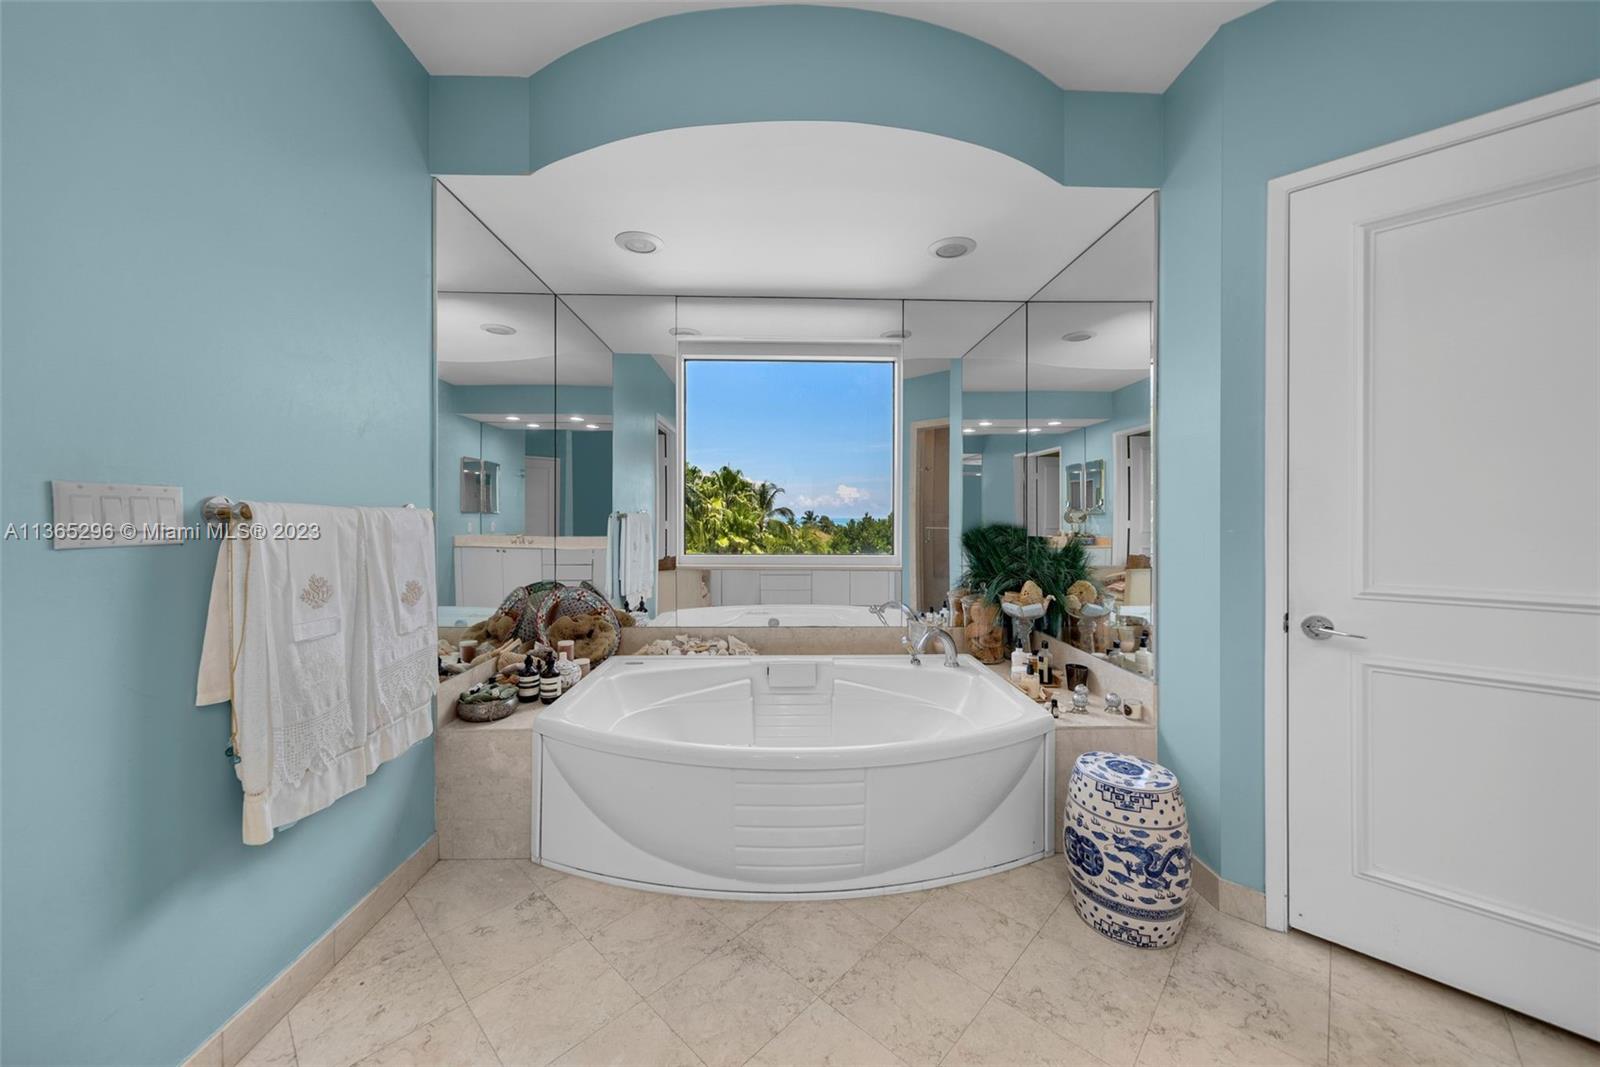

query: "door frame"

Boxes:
[655, 415, 677, 559]
[1262, 78, 1599, 933]
[908, 417, 950, 611]
[524, 455, 561, 537]
[1110, 423, 1151, 566]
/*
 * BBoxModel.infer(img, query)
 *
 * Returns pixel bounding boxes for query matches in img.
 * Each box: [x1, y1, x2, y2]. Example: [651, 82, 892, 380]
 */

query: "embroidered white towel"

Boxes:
[197, 503, 368, 844]
[358, 506, 437, 770]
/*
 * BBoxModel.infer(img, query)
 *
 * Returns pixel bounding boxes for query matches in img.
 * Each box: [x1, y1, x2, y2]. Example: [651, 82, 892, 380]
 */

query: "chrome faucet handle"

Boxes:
[901, 635, 922, 666]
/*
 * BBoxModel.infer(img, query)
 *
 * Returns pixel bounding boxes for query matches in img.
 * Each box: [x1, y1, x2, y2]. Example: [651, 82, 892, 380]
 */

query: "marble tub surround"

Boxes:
[437, 707, 537, 859]
[1034, 632, 1157, 722]
[223, 856, 1599, 1067]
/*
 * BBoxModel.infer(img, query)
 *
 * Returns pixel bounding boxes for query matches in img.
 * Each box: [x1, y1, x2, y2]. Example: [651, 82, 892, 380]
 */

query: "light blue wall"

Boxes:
[1055, 381, 1151, 540]
[0, 3, 434, 1064]
[428, 5, 1160, 188]
[478, 424, 527, 537]
[612, 355, 675, 609]
[902, 371, 950, 601]
[1158, 0, 1600, 890]
[437, 382, 482, 602]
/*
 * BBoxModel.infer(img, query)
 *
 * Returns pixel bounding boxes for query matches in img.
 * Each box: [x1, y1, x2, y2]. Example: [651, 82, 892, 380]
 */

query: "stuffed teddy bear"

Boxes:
[545, 611, 619, 666]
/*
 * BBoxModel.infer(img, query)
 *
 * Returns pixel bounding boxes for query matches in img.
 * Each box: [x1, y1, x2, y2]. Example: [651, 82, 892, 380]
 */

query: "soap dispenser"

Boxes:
[516, 654, 540, 704]
[1134, 634, 1153, 675]
[538, 653, 562, 704]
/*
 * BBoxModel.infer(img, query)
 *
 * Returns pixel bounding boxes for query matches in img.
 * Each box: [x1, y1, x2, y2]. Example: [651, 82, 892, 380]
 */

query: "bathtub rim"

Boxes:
[533, 653, 1054, 771]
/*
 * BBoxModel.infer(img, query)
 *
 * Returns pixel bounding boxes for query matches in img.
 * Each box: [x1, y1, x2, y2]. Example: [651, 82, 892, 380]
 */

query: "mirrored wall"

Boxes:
[434, 179, 1157, 676]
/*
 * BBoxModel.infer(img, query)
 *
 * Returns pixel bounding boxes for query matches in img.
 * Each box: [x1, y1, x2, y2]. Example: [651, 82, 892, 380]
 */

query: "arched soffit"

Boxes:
[430, 4, 1076, 183]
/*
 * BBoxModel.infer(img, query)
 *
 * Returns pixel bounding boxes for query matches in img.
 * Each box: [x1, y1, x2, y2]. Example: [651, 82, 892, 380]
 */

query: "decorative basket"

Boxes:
[455, 690, 518, 723]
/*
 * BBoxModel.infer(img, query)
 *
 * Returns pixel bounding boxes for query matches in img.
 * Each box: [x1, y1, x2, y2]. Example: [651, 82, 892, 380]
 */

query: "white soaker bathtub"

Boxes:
[534, 655, 1055, 898]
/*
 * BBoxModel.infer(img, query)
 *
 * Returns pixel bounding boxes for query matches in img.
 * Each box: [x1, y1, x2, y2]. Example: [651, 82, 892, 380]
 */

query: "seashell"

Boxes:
[1067, 580, 1098, 605]
[1018, 580, 1045, 605]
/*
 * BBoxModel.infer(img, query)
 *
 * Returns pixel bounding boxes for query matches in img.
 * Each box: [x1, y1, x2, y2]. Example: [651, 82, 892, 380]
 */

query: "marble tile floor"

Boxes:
[241, 857, 1600, 1067]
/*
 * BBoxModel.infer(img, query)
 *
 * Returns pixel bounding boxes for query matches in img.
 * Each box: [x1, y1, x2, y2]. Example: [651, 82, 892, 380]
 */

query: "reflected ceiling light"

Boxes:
[567, 415, 583, 422]
[977, 420, 993, 427]
[962, 427, 975, 434]
[1029, 427, 1043, 433]
[1063, 330, 1096, 342]
[584, 423, 598, 430]
[1016, 428, 1029, 434]
[930, 236, 976, 259]
[614, 230, 661, 254]
[527, 423, 540, 429]
[881, 329, 911, 340]
[480, 323, 516, 335]
[505, 415, 520, 421]
[1047, 420, 1062, 427]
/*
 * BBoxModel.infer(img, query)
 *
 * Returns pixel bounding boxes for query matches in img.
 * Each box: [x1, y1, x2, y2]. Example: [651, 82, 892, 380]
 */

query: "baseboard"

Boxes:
[1190, 855, 1267, 927]
[182, 834, 439, 1067]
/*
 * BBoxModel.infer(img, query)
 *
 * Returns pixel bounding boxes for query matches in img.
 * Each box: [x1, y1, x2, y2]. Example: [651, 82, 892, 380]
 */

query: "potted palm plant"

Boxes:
[959, 523, 1092, 645]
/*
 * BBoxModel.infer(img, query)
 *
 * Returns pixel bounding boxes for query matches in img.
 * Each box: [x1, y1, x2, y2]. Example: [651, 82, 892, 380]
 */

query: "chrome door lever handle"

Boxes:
[1301, 614, 1367, 641]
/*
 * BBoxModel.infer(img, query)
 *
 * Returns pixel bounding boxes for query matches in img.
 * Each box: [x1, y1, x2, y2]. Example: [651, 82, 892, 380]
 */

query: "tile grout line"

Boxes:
[935, 888, 1073, 1065]
[404, 893, 508, 1067]
[413, 869, 558, 1067]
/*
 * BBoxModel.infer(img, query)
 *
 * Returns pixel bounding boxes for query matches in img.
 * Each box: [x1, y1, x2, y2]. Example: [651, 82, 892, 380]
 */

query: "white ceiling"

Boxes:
[468, 413, 614, 431]
[439, 122, 1148, 300]
[435, 122, 1155, 389]
[435, 185, 548, 293]
[1035, 194, 1156, 301]
[377, 1, 1263, 93]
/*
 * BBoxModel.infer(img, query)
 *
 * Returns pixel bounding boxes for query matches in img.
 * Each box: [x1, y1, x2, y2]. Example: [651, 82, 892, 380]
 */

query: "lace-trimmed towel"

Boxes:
[359, 506, 437, 769]
[197, 503, 436, 845]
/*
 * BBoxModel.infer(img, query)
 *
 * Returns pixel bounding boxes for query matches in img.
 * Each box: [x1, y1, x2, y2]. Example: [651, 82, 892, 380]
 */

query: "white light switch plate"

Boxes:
[49, 481, 184, 549]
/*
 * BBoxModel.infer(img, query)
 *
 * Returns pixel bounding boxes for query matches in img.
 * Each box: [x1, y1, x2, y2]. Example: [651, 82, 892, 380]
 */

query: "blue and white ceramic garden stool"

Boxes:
[1065, 751, 1190, 948]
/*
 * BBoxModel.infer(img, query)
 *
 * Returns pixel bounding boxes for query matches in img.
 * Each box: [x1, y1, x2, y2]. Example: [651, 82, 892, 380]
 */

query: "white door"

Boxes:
[1121, 432, 1152, 560]
[524, 457, 557, 537]
[1288, 100, 1599, 1037]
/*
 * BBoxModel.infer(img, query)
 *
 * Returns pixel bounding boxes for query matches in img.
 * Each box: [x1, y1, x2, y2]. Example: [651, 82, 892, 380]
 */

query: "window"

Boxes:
[680, 357, 897, 558]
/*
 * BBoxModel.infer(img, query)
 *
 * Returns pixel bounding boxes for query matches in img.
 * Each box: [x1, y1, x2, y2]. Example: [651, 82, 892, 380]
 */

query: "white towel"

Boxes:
[358, 506, 437, 769]
[197, 503, 369, 844]
[621, 511, 654, 607]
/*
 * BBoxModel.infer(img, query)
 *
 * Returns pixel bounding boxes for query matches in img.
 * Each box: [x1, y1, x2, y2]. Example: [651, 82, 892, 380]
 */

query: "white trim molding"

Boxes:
[1262, 78, 1600, 935]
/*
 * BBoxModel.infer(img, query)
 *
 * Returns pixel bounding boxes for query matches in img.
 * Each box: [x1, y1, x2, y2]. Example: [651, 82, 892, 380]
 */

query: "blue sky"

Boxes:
[684, 359, 894, 520]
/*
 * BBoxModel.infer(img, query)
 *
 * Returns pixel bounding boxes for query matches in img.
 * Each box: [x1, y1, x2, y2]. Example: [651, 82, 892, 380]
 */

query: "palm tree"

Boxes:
[754, 480, 794, 526]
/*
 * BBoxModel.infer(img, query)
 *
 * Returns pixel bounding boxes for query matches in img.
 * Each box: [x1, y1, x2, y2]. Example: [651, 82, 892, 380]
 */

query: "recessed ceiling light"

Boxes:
[930, 236, 976, 259]
[567, 415, 583, 422]
[978, 420, 993, 427]
[1016, 428, 1029, 434]
[614, 230, 661, 254]
[1063, 330, 1096, 343]
[1029, 427, 1043, 434]
[667, 326, 699, 337]
[527, 423, 540, 429]
[480, 323, 516, 335]
[1047, 420, 1062, 427]
[505, 415, 520, 421]
[962, 427, 975, 434]
[585, 423, 598, 430]
[881, 329, 911, 340]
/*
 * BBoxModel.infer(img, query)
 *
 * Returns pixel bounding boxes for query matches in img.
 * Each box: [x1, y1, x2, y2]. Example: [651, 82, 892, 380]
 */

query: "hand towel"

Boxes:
[359, 506, 437, 769]
[622, 511, 654, 607]
[200, 503, 368, 844]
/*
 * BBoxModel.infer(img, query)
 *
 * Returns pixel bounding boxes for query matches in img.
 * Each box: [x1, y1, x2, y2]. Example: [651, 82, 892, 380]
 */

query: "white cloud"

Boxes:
[794, 484, 872, 512]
